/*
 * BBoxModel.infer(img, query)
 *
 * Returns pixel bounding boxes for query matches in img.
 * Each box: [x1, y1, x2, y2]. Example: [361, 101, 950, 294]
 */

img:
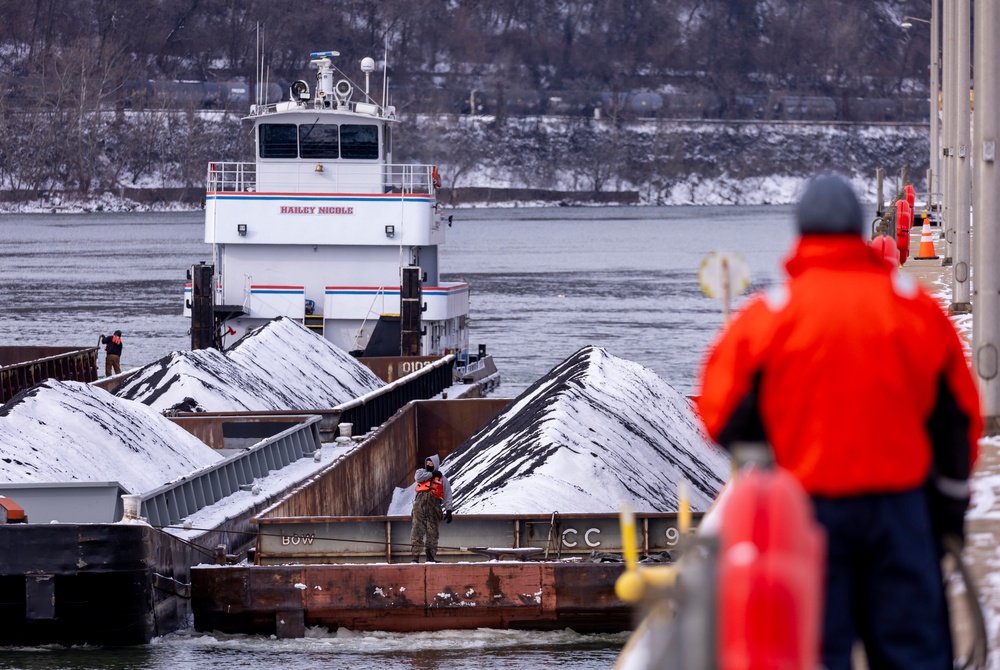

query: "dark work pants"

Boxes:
[811, 487, 952, 670]
[105, 354, 121, 377]
[410, 491, 443, 562]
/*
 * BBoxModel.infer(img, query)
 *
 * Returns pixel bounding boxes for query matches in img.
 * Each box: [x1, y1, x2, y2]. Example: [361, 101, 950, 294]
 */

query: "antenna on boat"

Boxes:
[361, 57, 375, 102]
[255, 22, 267, 109]
[382, 33, 389, 107]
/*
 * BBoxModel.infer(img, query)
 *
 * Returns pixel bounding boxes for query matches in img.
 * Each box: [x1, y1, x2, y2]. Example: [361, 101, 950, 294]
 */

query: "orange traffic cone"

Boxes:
[915, 217, 939, 260]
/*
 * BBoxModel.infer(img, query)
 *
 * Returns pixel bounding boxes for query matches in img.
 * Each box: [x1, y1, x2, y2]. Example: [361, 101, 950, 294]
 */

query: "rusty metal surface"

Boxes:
[255, 398, 508, 521]
[0, 346, 98, 403]
[415, 398, 511, 464]
[168, 414, 319, 450]
[192, 561, 631, 635]
[257, 407, 417, 520]
[358, 356, 447, 383]
[165, 408, 342, 442]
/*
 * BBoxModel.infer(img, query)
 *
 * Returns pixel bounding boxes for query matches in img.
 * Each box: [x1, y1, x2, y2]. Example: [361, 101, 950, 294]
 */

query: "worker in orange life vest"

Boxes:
[410, 454, 453, 563]
[100, 330, 123, 377]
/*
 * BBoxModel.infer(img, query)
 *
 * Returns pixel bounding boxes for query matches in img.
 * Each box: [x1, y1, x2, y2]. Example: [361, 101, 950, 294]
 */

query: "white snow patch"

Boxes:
[0, 380, 222, 493]
[115, 317, 385, 413]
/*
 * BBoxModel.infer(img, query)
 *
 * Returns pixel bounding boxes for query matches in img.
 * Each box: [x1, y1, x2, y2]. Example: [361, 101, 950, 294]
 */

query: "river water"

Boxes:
[0, 204, 796, 669]
[0, 205, 795, 396]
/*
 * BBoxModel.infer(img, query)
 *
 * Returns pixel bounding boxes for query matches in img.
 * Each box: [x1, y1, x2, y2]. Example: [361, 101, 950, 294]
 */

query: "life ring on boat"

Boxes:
[432, 166, 442, 190]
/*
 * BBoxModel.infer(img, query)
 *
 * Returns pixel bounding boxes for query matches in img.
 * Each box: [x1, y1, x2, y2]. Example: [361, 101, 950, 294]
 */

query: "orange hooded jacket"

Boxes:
[696, 236, 981, 497]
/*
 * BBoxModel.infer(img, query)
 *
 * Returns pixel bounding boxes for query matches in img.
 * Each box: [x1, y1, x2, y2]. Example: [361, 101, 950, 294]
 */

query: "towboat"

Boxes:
[186, 50, 472, 362]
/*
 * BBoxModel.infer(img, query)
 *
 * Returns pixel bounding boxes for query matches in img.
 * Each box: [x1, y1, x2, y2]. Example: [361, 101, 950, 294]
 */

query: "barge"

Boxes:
[190, 394, 693, 637]
[193, 513, 687, 637]
[0, 357, 487, 645]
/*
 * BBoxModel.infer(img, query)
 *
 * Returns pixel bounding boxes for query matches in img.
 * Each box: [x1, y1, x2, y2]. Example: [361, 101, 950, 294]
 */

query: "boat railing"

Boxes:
[248, 99, 395, 120]
[208, 162, 256, 192]
[382, 164, 436, 194]
[207, 161, 437, 195]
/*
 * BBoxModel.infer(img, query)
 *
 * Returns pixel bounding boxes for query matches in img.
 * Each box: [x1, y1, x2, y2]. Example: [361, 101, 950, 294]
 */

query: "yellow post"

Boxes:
[615, 504, 645, 602]
[678, 481, 691, 536]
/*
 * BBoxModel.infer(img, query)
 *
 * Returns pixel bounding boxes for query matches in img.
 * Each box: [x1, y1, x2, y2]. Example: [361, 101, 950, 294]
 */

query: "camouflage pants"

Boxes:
[410, 491, 443, 562]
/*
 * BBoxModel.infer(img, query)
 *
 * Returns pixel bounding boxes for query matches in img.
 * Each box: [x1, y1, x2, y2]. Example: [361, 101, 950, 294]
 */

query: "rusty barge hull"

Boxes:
[192, 561, 629, 636]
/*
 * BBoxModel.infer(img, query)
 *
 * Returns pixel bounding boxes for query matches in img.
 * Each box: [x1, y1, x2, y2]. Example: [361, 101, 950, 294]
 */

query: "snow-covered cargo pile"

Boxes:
[431, 346, 729, 514]
[0, 380, 223, 492]
[114, 317, 386, 413]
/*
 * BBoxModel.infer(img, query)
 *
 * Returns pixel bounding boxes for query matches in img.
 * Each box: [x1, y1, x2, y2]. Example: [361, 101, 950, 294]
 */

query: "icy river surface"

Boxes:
[0, 205, 795, 397]
[0, 205, 795, 668]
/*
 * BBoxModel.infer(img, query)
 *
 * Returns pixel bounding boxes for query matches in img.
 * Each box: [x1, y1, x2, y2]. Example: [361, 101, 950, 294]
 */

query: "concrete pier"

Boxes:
[900, 228, 995, 665]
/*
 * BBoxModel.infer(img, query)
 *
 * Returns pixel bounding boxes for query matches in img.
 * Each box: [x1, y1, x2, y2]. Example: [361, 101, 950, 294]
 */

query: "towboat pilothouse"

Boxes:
[186, 50, 470, 361]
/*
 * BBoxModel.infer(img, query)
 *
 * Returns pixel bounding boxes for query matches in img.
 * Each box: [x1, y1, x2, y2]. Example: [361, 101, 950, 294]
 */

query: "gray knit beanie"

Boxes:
[795, 175, 865, 236]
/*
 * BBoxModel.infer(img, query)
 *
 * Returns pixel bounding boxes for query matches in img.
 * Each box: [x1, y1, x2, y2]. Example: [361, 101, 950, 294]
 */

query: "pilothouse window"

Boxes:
[300, 124, 340, 159]
[258, 123, 378, 160]
[340, 124, 379, 159]
[260, 124, 298, 158]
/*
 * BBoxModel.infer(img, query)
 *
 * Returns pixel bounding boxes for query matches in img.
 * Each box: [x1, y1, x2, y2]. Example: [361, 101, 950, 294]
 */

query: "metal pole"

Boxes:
[974, 0, 1000, 430]
[930, 0, 941, 202]
[941, 0, 955, 265]
[951, 0, 971, 312]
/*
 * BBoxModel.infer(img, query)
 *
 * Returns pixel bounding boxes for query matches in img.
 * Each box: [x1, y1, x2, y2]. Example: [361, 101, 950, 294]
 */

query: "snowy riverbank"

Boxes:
[0, 117, 928, 212]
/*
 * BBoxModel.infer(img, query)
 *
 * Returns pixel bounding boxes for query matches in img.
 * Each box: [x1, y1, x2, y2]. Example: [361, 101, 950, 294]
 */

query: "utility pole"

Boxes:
[973, 0, 1000, 431]
[940, 0, 955, 266]
[929, 0, 941, 201]
[950, 0, 972, 313]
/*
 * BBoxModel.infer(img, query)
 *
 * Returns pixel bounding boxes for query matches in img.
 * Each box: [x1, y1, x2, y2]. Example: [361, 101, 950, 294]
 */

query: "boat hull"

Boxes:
[192, 562, 632, 636]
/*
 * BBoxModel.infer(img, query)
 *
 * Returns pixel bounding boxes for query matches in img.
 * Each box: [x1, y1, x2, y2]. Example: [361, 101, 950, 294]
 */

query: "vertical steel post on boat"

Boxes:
[191, 263, 216, 350]
[401, 267, 423, 356]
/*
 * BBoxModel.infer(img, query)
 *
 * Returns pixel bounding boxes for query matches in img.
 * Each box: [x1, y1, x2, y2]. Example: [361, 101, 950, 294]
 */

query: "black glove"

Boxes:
[925, 480, 968, 550]
[444, 510, 452, 523]
[433, 470, 442, 478]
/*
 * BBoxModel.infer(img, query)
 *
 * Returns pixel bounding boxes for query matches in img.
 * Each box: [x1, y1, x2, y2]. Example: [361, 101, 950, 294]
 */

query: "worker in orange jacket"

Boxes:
[410, 454, 453, 563]
[100, 330, 123, 377]
[696, 175, 981, 670]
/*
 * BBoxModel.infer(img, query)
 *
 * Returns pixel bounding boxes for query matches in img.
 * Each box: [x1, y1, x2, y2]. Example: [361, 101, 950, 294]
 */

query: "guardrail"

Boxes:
[206, 162, 436, 194]
[140, 416, 322, 527]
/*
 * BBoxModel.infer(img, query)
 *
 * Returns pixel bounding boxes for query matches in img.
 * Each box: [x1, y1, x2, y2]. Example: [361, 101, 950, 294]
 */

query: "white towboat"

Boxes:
[185, 50, 470, 360]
